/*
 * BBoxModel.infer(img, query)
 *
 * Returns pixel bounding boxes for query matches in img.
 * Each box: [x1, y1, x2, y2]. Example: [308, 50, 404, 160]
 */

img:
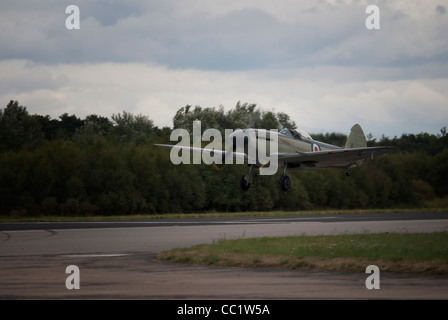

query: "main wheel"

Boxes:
[280, 175, 290, 191]
[240, 175, 251, 191]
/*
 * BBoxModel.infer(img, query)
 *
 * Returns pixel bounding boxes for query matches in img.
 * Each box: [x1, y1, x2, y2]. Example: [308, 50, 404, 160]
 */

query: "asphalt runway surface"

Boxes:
[1, 212, 448, 299]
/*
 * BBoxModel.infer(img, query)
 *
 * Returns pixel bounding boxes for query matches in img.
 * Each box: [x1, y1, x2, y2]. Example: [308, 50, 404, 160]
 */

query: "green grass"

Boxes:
[157, 232, 448, 274]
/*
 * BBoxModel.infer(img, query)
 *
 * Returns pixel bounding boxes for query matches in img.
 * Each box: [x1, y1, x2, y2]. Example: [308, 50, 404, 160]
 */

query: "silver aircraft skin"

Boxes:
[156, 124, 394, 191]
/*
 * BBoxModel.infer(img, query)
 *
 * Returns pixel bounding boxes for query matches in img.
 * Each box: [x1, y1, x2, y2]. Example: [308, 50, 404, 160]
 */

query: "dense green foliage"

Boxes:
[1, 100, 447, 217]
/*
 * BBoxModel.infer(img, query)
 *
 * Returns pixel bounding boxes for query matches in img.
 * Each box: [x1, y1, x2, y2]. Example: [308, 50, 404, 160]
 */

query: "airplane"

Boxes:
[155, 124, 395, 192]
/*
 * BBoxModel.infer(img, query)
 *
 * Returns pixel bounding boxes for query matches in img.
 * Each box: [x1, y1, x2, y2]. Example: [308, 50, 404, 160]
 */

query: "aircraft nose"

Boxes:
[229, 129, 250, 153]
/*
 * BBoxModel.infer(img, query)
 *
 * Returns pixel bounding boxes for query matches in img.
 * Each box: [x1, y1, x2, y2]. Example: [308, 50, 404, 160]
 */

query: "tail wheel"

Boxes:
[240, 175, 251, 191]
[280, 175, 290, 191]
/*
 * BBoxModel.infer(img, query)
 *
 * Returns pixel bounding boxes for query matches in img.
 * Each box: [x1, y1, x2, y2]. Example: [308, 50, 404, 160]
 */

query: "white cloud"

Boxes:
[1, 60, 447, 138]
[0, 1, 447, 139]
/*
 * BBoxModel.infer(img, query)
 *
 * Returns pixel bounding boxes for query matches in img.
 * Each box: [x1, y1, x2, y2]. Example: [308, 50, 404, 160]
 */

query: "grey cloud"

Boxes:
[0, 1, 447, 74]
[83, 2, 141, 26]
[436, 5, 446, 14]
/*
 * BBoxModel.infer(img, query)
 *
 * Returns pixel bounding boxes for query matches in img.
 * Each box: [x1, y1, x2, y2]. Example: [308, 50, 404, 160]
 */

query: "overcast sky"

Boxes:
[0, 0, 447, 138]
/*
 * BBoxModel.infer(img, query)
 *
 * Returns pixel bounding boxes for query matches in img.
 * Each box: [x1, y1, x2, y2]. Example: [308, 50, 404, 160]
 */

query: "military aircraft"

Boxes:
[156, 124, 394, 191]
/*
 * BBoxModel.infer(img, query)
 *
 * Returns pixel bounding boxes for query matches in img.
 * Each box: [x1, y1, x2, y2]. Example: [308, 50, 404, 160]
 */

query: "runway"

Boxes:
[1, 212, 448, 299]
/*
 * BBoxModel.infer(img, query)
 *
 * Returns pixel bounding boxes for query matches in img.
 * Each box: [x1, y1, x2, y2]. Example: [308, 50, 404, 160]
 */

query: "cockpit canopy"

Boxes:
[279, 128, 313, 141]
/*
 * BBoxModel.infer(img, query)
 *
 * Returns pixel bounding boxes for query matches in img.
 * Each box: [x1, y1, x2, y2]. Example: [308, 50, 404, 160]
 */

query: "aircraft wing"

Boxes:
[154, 144, 247, 163]
[276, 146, 396, 169]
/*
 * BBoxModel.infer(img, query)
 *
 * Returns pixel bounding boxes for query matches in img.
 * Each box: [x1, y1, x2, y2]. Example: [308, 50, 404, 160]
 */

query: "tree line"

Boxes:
[1, 100, 447, 217]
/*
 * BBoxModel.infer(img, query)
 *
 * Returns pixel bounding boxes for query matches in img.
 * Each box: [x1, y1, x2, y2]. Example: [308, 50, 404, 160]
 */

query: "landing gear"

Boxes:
[240, 165, 254, 191]
[278, 163, 290, 192]
[240, 163, 292, 192]
[279, 175, 290, 191]
[240, 175, 251, 191]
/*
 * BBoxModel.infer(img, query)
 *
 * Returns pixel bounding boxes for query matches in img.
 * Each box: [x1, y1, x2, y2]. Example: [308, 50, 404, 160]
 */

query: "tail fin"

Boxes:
[345, 124, 367, 148]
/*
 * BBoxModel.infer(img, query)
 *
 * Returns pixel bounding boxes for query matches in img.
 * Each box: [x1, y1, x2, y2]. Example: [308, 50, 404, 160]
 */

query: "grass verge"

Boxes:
[157, 232, 448, 274]
[1, 207, 447, 223]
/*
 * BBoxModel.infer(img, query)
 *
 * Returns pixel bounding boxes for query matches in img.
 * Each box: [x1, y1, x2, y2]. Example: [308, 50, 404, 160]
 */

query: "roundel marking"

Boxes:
[311, 142, 320, 152]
